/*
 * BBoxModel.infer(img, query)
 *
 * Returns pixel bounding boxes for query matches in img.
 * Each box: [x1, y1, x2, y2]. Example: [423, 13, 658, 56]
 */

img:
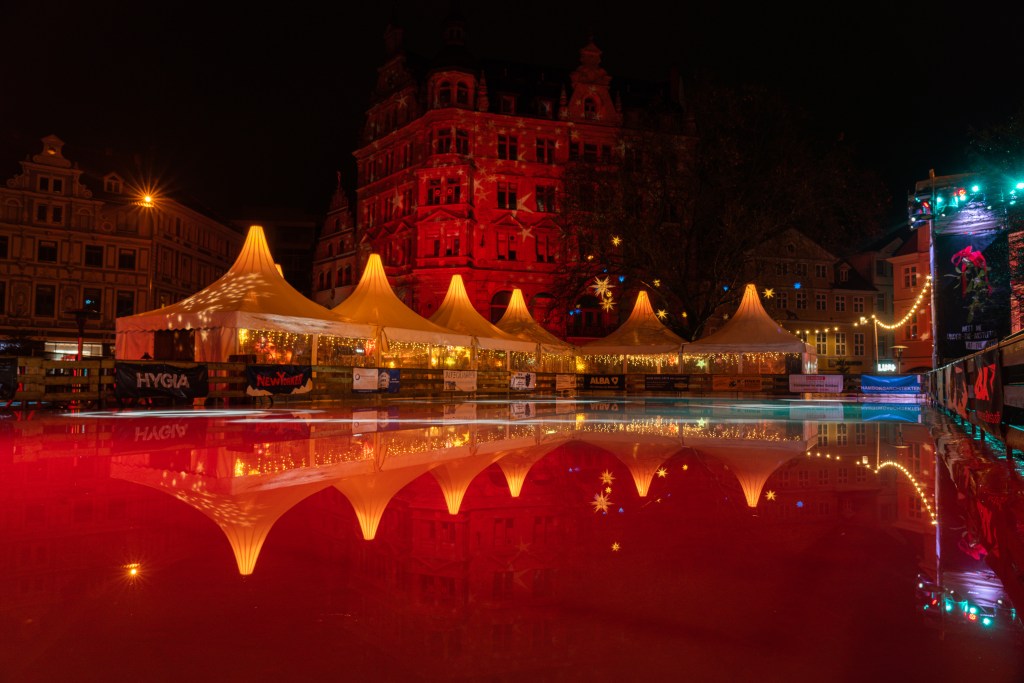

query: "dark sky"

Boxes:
[4, 1, 1022, 227]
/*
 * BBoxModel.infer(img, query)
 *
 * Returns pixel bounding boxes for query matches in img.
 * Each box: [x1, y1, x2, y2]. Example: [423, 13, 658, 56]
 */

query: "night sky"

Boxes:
[4, 1, 1022, 227]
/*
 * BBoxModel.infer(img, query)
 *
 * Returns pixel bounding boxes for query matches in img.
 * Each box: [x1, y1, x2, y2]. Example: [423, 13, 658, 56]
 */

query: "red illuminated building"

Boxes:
[312, 12, 690, 342]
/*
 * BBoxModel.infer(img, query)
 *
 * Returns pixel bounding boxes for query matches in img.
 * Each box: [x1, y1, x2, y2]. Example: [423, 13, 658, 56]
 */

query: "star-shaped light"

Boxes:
[611, 235, 622, 246]
[591, 276, 613, 297]
[763, 288, 774, 299]
[611, 542, 621, 552]
[656, 309, 668, 320]
[600, 470, 615, 485]
[605, 486, 612, 493]
[600, 298, 616, 312]
[765, 490, 777, 501]
[518, 225, 534, 241]
[656, 467, 668, 478]
[591, 492, 611, 513]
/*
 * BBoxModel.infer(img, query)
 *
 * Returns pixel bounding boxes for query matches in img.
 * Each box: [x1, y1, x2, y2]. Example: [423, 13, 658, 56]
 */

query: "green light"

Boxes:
[971, 185, 980, 192]
[969, 605, 978, 615]
[1016, 182, 1024, 190]
[982, 617, 993, 626]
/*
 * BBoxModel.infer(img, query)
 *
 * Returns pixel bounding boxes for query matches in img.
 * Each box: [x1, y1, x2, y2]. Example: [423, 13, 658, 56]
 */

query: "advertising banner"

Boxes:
[443, 369, 478, 392]
[644, 374, 689, 391]
[950, 361, 970, 420]
[555, 374, 576, 391]
[860, 374, 921, 395]
[933, 229, 1010, 363]
[971, 348, 1002, 433]
[353, 368, 400, 393]
[245, 364, 313, 396]
[114, 363, 208, 400]
[711, 376, 763, 391]
[582, 374, 625, 390]
[510, 372, 537, 390]
[788, 374, 844, 393]
[0, 357, 17, 400]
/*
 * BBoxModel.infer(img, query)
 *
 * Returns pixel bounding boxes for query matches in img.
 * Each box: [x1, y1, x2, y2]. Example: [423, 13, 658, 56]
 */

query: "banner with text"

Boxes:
[860, 374, 922, 395]
[789, 374, 844, 393]
[245, 364, 312, 396]
[444, 370, 478, 392]
[510, 372, 537, 390]
[644, 374, 690, 391]
[582, 374, 625, 390]
[711, 375, 764, 392]
[114, 363, 208, 400]
[353, 368, 400, 393]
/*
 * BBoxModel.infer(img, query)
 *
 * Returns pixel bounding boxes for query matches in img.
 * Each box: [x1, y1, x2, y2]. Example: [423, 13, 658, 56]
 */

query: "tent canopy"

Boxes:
[685, 283, 814, 355]
[495, 288, 573, 354]
[331, 253, 472, 347]
[429, 275, 536, 352]
[115, 225, 373, 360]
[579, 290, 685, 355]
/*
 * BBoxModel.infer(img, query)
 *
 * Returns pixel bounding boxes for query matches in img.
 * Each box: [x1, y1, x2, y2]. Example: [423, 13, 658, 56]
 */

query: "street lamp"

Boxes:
[892, 344, 908, 374]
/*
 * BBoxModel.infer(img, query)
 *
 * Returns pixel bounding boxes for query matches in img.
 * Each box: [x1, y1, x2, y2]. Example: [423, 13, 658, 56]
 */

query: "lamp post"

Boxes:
[892, 344, 908, 374]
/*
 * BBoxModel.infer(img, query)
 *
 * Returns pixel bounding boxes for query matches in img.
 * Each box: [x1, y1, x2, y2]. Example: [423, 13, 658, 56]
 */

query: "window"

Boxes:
[38, 240, 58, 262]
[83, 287, 101, 313]
[84, 245, 104, 267]
[817, 423, 828, 447]
[839, 267, 849, 282]
[835, 332, 847, 356]
[775, 262, 789, 276]
[536, 138, 555, 163]
[438, 81, 452, 106]
[583, 97, 597, 120]
[816, 331, 827, 355]
[116, 291, 134, 317]
[834, 295, 845, 312]
[497, 182, 517, 210]
[536, 185, 556, 212]
[0, 235, 7, 259]
[490, 290, 512, 323]
[583, 143, 598, 162]
[875, 260, 890, 277]
[815, 264, 828, 278]
[445, 231, 460, 256]
[436, 128, 453, 153]
[118, 249, 136, 270]
[903, 265, 917, 288]
[500, 95, 516, 114]
[776, 291, 788, 309]
[535, 234, 555, 263]
[815, 293, 827, 311]
[855, 423, 866, 445]
[497, 231, 517, 261]
[537, 99, 553, 118]
[906, 314, 918, 340]
[795, 291, 807, 309]
[853, 296, 864, 313]
[455, 130, 469, 154]
[35, 204, 63, 224]
[854, 332, 865, 357]
[104, 176, 122, 194]
[34, 285, 55, 317]
[427, 178, 461, 205]
[794, 263, 807, 276]
[456, 82, 469, 105]
[39, 176, 64, 194]
[498, 134, 518, 160]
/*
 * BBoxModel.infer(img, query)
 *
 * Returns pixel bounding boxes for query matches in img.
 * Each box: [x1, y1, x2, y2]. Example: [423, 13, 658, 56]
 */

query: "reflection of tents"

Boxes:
[331, 253, 472, 365]
[429, 274, 537, 359]
[684, 420, 814, 507]
[578, 291, 685, 373]
[683, 283, 816, 371]
[115, 225, 373, 362]
[577, 425, 683, 496]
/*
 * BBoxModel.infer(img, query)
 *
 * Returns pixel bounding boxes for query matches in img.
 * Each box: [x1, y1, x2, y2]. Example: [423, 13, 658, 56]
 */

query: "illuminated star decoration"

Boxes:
[591, 276, 613, 298]
[762, 288, 774, 299]
[599, 297, 616, 312]
[765, 490, 777, 501]
[611, 235, 622, 246]
[656, 467, 668, 478]
[657, 309, 668, 320]
[591, 492, 611, 513]
[611, 542, 621, 552]
[653, 279, 661, 287]
[600, 470, 615, 485]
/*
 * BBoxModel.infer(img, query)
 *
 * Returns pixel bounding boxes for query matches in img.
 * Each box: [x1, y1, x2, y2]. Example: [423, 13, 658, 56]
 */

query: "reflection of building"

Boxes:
[0, 135, 244, 356]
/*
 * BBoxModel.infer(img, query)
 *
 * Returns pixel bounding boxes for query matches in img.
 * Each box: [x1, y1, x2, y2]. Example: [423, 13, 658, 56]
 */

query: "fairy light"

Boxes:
[874, 275, 932, 331]
[873, 461, 937, 524]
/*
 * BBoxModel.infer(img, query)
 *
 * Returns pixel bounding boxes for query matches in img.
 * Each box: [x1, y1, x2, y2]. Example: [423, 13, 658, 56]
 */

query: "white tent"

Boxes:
[577, 290, 685, 373]
[495, 288, 575, 373]
[115, 225, 374, 362]
[683, 283, 816, 373]
[429, 275, 538, 369]
[331, 253, 473, 367]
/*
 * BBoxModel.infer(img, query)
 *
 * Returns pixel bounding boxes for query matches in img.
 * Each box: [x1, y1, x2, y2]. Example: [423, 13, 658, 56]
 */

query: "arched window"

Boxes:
[530, 292, 556, 325]
[456, 82, 469, 105]
[490, 290, 513, 323]
[438, 81, 452, 107]
[317, 271, 325, 291]
[583, 97, 597, 120]
[570, 294, 601, 336]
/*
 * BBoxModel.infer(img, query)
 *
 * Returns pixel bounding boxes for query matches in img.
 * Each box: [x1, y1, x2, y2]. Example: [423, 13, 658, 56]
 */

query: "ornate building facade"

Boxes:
[312, 16, 690, 342]
[0, 135, 244, 357]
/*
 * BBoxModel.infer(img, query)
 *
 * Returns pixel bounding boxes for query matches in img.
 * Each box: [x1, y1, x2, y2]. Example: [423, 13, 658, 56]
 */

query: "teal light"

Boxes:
[936, 195, 944, 204]
[971, 184, 980, 192]
[982, 617, 993, 627]
[1016, 182, 1024, 190]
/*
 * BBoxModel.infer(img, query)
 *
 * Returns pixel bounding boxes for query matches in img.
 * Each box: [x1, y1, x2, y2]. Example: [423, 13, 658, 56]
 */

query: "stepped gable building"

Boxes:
[312, 13, 691, 342]
[0, 135, 243, 357]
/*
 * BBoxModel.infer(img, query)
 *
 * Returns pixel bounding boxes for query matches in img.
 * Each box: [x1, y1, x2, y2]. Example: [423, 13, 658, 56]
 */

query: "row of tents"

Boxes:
[115, 225, 816, 374]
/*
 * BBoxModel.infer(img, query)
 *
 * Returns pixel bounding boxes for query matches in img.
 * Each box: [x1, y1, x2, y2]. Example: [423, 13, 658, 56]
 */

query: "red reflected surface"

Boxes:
[1, 399, 1022, 682]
